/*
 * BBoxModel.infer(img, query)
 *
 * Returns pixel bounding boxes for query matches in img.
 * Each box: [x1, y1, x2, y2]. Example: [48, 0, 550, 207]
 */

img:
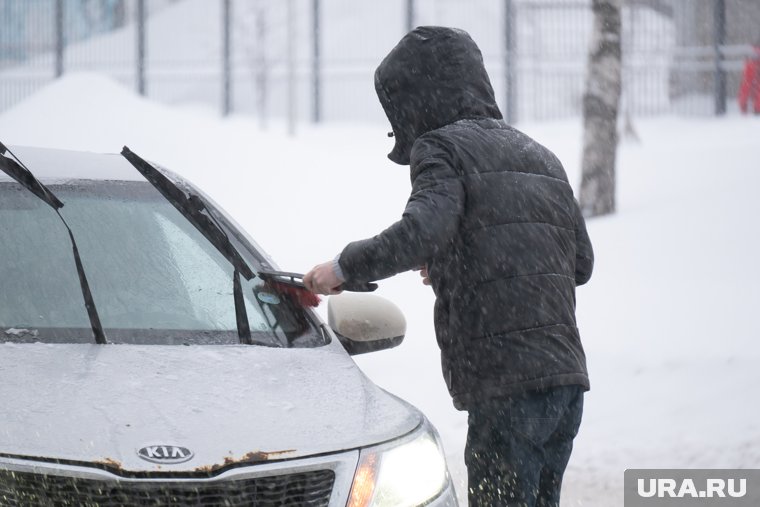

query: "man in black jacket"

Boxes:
[304, 26, 593, 507]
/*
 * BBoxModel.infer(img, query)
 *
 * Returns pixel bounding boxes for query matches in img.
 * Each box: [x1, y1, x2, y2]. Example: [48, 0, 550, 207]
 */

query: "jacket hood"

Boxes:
[375, 26, 502, 165]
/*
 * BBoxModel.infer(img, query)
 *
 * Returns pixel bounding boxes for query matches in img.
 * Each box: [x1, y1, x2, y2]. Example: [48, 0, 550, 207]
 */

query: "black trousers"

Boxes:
[465, 385, 584, 507]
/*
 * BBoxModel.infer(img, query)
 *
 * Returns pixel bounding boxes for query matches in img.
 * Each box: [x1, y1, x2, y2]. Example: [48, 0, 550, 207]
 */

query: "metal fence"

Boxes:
[1, 0, 758, 126]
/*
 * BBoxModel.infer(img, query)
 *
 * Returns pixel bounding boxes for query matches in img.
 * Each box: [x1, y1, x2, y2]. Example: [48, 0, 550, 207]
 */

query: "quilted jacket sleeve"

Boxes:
[573, 199, 594, 286]
[338, 133, 464, 283]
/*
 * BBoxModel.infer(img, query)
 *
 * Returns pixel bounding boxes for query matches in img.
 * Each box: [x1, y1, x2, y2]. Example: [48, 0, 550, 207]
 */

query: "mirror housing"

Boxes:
[328, 293, 406, 355]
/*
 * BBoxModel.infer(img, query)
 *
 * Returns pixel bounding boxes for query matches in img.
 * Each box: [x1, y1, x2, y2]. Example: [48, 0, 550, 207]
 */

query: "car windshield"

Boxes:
[0, 179, 324, 347]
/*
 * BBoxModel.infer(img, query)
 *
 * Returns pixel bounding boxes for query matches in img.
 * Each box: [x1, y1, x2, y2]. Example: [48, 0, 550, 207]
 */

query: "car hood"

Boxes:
[0, 341, 420, 474]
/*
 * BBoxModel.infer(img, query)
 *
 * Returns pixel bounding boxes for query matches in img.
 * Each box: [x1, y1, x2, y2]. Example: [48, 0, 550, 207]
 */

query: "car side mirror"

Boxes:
[327, 293, 406, 355]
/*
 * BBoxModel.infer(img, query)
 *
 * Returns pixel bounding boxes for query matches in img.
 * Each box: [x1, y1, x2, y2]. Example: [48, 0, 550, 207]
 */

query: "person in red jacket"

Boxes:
[739, 40, 760, 114]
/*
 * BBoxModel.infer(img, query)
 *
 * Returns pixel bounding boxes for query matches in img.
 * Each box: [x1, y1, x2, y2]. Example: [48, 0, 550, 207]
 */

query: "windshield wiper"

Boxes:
[121, 147, 256, 345]
[0, 142, 107, 344]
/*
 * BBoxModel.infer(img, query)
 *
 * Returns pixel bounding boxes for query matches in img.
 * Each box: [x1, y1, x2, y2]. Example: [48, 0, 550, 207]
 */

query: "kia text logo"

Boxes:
[137, 445, 194, 464]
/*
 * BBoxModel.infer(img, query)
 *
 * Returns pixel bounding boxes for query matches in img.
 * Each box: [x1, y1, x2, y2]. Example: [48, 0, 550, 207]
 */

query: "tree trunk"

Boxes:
[580, 0, 622, 217]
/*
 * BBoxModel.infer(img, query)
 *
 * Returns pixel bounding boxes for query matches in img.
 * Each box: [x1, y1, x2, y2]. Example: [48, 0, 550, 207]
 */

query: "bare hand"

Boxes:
[418, 265, 431, 286]
[303, 262, 343, 295]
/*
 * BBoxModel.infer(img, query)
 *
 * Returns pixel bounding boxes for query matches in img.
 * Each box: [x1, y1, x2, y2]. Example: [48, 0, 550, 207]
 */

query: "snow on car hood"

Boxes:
[0, 341, 420, 473]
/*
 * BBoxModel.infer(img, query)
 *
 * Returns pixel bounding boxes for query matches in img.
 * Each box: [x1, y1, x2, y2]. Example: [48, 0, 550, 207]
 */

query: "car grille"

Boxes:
[0, 468, 335, 506]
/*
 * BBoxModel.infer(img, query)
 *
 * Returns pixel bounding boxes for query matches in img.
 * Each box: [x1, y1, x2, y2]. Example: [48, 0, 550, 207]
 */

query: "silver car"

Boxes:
[0, 146, 458, 506]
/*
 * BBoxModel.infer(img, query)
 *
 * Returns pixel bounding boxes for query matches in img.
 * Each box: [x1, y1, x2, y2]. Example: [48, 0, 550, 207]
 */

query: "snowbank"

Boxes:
[1, 74, 759, 505]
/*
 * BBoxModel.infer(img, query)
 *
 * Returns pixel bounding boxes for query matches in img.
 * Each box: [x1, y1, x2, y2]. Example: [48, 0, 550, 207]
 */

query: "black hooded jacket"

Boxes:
[338, 27, 594, 410]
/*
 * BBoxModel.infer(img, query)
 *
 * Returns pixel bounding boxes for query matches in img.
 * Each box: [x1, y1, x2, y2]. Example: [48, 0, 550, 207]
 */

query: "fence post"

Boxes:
[287, 0, 296, 135]
[406, 0, 415, 33]
[54, 0, 64, 77]
[312, 0, 321, 123]
[222, 0, 232, 116]
[504, 0, 517, 124]
[255, 4, 267, 130]
[713, 0, 726, 116]
[136, 0, 146, 96]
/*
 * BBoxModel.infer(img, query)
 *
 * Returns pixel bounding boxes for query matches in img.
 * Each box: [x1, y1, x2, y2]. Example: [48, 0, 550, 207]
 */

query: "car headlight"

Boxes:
[348, 424, 449, 507]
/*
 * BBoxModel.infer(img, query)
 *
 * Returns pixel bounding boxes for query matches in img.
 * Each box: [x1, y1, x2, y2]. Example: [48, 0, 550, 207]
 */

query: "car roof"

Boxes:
[1, 146, 177, 183]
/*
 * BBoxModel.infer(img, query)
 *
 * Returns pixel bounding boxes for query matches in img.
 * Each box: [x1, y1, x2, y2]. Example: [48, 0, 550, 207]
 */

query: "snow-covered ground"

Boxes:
[1, 74, 759, 505]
